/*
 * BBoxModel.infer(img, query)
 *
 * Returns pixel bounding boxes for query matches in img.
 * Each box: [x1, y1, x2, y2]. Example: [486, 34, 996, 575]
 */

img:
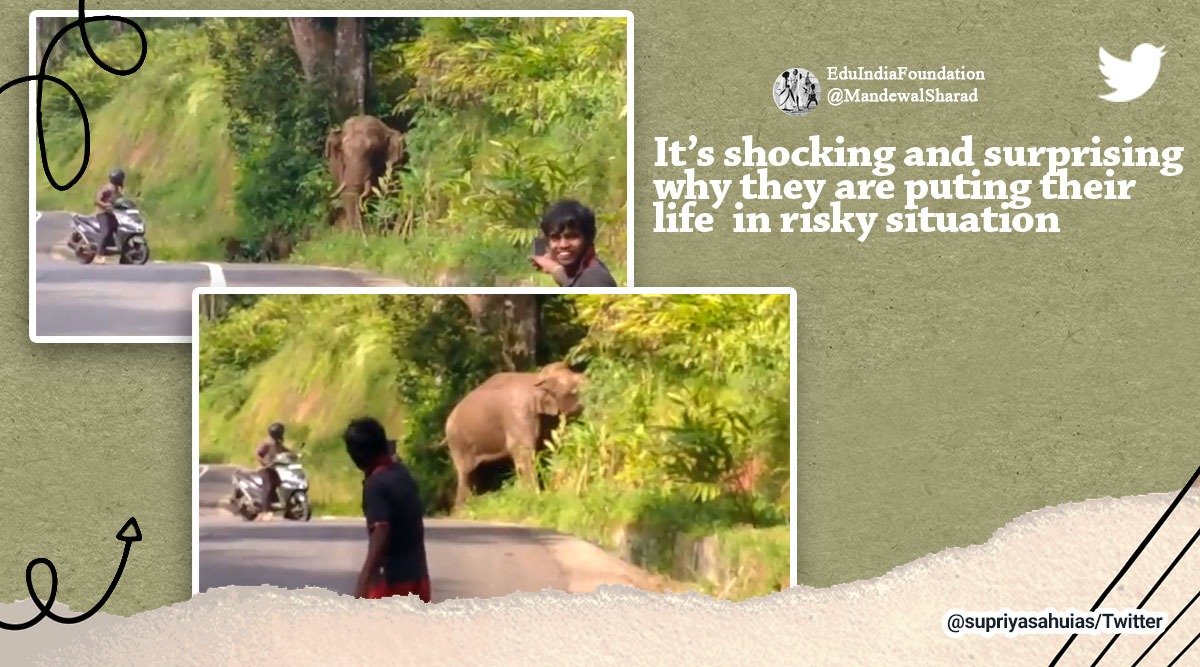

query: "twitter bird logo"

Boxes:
[1099, 43, 1165, 102]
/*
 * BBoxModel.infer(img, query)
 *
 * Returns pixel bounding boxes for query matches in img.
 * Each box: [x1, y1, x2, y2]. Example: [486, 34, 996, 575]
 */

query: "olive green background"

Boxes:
[3, 0, 1197, 618]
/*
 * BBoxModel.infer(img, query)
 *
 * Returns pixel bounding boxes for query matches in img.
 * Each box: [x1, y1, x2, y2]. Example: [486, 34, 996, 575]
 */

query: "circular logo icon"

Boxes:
[773, 67, 821, 116]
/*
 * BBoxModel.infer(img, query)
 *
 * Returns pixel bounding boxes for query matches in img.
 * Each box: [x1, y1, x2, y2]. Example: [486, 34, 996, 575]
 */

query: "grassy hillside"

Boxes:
[198, 295, 407, 511]
[37, 27, 238, 260]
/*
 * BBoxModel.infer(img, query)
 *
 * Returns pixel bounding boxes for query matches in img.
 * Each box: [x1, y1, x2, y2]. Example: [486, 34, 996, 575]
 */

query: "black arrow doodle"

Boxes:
[6, 1, 147, 191]
[0, 517, 141, 631]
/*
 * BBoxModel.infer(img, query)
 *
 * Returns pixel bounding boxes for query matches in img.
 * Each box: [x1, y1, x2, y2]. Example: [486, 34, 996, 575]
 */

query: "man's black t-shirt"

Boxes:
[568, 258, 617, 287]
[362, 460, 430, 583]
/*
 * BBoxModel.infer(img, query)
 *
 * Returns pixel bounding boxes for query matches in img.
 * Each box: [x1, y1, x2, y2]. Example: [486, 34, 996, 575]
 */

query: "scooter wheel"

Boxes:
[120, 238, 150, 265]
[238, 505, 259, 521]
[286, 495, 312, 521]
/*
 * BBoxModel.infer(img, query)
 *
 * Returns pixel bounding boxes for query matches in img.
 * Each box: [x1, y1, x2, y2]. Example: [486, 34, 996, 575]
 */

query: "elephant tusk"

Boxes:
[330, 183, 346, 200]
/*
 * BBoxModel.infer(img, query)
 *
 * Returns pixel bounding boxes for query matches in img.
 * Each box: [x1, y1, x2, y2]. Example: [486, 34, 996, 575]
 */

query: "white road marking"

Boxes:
[199, 262, 226, 287]
[198, 465, 209, 478]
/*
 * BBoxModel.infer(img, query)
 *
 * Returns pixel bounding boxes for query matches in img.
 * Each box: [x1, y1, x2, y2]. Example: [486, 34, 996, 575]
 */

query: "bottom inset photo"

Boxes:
[191, 288, 795, 603]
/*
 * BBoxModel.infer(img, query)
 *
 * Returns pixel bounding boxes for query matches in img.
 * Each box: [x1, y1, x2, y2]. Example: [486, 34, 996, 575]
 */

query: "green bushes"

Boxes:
[309, 16, 629, 283]
[204, 18, 333, 242]
[544, 295, 792, 504]
[36, 26, 242, 259]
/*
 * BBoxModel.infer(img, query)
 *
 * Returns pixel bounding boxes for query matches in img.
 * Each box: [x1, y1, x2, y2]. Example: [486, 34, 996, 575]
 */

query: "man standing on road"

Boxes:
[255, 422, 290, 516]
[343, 417, 432, 602]
[92, 168, 125, 265]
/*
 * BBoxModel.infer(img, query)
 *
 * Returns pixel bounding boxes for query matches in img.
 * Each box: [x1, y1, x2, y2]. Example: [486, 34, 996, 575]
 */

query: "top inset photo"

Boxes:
[30, 11, 633, 343]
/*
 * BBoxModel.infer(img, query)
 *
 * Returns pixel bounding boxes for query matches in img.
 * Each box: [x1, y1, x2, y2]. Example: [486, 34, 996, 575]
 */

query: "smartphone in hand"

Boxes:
[533, 237, 548, 256]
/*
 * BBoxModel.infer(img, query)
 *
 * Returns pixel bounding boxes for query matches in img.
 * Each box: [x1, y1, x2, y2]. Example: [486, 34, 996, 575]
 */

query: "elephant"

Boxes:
[440, 361, 587, 509]
[323, 114, 406, 232]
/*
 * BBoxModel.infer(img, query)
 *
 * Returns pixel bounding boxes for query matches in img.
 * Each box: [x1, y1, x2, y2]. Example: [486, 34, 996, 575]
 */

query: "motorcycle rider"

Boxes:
[254, 422, 291, 515]
[92, 168, 125, 264]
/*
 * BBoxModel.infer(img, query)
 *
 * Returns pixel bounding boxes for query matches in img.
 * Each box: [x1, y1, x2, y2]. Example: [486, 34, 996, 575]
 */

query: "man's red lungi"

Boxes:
[365, 576, 432, 603]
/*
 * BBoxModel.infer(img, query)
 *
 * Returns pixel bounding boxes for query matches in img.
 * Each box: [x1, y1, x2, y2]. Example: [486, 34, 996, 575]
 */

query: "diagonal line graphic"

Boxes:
[1088, 524, 1200, 666]
[1047, 464, 1200, 667]
[1130, 588, 1200, 667]
[1165, 628, 1200, 667]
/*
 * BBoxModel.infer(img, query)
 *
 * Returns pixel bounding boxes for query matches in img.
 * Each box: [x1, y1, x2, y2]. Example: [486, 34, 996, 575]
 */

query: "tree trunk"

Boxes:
[460, 295, 540, 371]
[37, 17, 69, 68]
[199, 294, 229, 321]
[288, 17, 369, 121]
[287, 18, 336, 85]
[333, 18, 368, 118]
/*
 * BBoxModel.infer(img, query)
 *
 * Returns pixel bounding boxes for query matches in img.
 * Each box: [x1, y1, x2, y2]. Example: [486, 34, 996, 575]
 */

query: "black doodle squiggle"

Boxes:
[0, 517, 141, 631]
[9, 1, 147, 190]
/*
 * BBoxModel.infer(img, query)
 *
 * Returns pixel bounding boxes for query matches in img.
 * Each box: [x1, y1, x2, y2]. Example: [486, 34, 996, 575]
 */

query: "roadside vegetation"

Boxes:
[35, 17, 627, 285]
[198, 293, 791, 599]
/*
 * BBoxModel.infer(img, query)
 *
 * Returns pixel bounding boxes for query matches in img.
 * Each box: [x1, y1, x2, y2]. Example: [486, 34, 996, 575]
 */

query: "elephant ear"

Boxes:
[323, 130, 342, 160]
[532, 381, 561, 416]
[324, 130, 343, 180]
[386, 130, 405, 167]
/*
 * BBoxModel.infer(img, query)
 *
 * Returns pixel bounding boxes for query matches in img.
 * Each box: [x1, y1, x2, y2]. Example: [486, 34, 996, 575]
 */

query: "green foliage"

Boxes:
[40, 35, 148, 145]
[457, 484, 790, 599]
[197, 295, 407, 511]
[393, 17, 625, 127]
[36, 26, 239, 259]
[205, 18, 333, 240]
[709, 525, 791, 599]
[353, 16, 629, 283]
[546, 294, 793, 511]
[377, 296, 501, 505]
[198, 296, 296, 390]
[288, 215, 534, 287]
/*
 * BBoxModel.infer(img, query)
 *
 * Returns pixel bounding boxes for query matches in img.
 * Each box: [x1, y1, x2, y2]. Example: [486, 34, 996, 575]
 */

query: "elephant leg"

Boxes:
[509, 441, 539, 492]
[345, 184, 366, 237]
[451, 450, 474, 509]
[339, 190, 361, 233]
[455, 468, 471, 509]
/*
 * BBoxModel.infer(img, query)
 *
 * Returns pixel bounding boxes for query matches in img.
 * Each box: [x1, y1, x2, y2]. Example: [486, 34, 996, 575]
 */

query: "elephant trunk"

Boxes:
[342, 189, 361, 231]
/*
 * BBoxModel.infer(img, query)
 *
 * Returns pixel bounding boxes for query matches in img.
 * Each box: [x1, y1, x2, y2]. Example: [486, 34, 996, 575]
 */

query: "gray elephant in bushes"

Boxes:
[440, 361, 587, 509]
[324, 114, 405, 232]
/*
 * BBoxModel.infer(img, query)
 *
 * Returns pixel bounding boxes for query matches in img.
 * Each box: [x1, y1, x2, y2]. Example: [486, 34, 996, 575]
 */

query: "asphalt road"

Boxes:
[197, 465, 649, 601]
[32, 211, 406, 340]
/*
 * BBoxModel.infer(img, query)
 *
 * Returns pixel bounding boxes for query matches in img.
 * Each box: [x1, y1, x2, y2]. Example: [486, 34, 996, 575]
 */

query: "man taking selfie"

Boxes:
[530, 199, 618, 287]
